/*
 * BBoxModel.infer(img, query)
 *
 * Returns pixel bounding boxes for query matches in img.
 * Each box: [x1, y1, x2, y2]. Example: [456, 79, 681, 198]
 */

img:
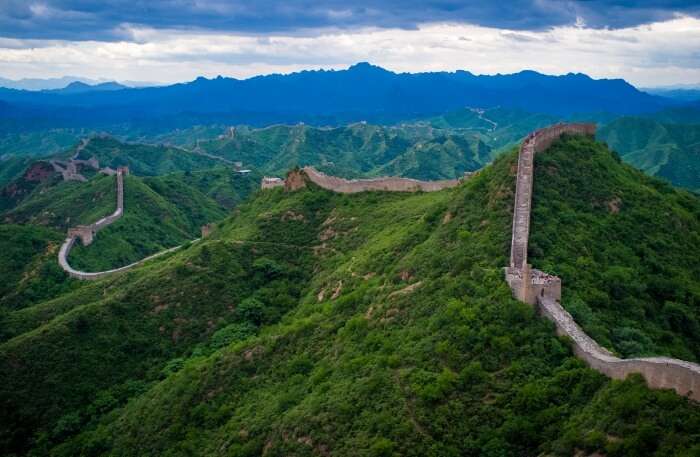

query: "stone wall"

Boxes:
[301, 167, 464, 193]
[509, 123, 596, 270]
[58, 167, 197, 280]
[505, 122, 700, 402]
[261, 167, 467, 193]
[261, 177, 285, 189]
[58, 168, 126, 280]
[539, 297, 700, 401]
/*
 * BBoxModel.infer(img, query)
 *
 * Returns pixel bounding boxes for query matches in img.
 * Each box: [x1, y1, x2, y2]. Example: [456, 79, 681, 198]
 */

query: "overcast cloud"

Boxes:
[0, 0, 698, 86]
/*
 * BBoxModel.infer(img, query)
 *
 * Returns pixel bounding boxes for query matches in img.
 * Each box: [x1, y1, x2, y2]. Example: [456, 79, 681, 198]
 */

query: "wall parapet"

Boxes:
[505, 122, 700, 402]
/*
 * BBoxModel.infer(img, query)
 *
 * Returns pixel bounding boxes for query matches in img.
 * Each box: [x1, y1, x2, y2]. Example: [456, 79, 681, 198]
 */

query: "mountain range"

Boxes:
[0, 63, 678, 133]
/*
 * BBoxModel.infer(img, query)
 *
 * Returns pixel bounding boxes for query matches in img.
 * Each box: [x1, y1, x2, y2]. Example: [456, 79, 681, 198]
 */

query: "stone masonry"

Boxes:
[262, 166, 467, 193]
[505, 123, 700, 402]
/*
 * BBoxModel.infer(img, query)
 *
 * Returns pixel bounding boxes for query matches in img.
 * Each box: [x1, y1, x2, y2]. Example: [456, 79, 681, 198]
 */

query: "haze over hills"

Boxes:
[0, 63, 677, 132]
[598, 117, 700, 192]
[0, 77, 154, 91]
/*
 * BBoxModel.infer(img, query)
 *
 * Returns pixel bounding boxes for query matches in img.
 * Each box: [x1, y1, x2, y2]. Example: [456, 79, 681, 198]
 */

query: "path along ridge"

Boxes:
[505, 123, 700, 402]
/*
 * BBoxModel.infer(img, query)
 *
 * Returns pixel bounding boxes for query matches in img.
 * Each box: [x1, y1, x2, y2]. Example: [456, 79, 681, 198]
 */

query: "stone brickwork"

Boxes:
[262, 166, 467, 193]
[539, 297, 700, 401]
[303, 167, 464, 193]
[509, 123, 596, 270]
[505, 123, 700, 402]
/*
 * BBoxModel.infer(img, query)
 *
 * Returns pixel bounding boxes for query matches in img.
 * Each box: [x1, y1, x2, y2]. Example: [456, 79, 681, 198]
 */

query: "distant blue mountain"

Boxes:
[45, 81, 127, 94]
[0, 62, 676, 132]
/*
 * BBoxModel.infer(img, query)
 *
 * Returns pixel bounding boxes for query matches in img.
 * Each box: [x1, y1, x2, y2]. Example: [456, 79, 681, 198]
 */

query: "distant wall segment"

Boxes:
[261, 167, 469, 193]
[505, 123, 700, 402]
[57, 167, 194, 281]
[58, 167, 127, 279]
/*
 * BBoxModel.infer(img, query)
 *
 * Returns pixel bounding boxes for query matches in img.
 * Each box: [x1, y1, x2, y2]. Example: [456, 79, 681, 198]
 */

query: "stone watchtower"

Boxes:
[68, 225, 95, 246]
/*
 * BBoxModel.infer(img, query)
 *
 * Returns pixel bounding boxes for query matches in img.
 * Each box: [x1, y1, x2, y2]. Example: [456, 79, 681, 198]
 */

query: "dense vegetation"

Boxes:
[598, 117, 700, 192]
[0, 224, 79, 312]
[1, 136, 698, 456]
[530, 135, 700, 361]
[67, 174, 228, 271]
[73, 136, 228, 176]
[199, 123, 489, 180]
[0, 161, 260, 304]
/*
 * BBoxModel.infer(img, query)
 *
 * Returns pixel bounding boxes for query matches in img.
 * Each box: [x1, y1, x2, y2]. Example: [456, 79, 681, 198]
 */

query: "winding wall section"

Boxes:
[506, 123, 700, 402]
[57, 168, 194, 280]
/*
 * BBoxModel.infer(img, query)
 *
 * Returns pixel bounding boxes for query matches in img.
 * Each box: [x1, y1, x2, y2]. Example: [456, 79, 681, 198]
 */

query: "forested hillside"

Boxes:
[0, 162, 260, 309]
[198, 123, 489, 179]
[1, 136, 698, 456]
[529, 135, 700, 361]
[598, 117, 700, 191]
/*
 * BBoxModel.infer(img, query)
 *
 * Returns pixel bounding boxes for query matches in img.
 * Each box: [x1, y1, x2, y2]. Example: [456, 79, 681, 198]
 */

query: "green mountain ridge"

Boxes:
[1, 135, 699, 456]
[198, 123, 489, 180]
[596, 117, 700, 192]
[0, 166, 260, 310]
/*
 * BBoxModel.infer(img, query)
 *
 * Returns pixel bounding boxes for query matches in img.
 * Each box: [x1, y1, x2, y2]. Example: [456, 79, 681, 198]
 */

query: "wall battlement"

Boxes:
[505, 123, 700, 402]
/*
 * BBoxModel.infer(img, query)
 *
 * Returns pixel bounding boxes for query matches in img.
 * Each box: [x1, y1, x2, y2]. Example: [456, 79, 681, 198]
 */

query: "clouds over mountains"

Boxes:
[2, 0, 700, 40]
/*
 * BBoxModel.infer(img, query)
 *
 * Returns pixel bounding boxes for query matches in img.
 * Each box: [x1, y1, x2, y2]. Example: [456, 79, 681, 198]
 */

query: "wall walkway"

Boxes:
[505, 123, 700, 402]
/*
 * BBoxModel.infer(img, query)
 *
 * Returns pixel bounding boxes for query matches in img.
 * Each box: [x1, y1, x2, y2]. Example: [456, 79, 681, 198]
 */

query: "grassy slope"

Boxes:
[3, 174, 118, 229]
[0, 225, 80, 313]
[147, 168, 262, 209]
[0, 156, 35, 187]
[0, 140, 699, 456]
[66, 175, 226, 271]
[0, 169, 259, 308]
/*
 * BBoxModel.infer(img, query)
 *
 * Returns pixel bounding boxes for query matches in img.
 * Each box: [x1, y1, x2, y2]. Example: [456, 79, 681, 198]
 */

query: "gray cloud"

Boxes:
[0, 0, 699, 40]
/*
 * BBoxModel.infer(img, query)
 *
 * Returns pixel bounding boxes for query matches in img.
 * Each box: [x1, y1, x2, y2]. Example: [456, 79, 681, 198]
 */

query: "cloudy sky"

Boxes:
[1, 0, 699, 87]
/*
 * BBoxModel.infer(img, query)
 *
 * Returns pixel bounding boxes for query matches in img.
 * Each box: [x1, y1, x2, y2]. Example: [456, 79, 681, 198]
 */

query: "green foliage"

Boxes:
[74, 136, 226, 176]
[1, 167, 259, 275]
[198, 123, 488, 180]
[0, 136, 698, 456]
[598, 117, 700, 192]
[0, 224, 78, 312]
[530, 135, 700, 360]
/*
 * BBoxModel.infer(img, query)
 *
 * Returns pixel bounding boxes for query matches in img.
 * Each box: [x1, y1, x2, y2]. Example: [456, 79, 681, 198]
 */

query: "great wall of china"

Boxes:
[59, 164, 467, 280]
[54, 129, 700, 402]
[262, 166, 467, 192]
[505, 123, 700, 402]
[57, 167, 196, 280]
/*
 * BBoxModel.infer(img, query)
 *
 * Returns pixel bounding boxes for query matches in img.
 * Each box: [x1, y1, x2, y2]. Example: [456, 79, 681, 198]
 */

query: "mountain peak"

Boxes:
[346, 62, 392, 74]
